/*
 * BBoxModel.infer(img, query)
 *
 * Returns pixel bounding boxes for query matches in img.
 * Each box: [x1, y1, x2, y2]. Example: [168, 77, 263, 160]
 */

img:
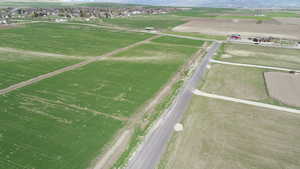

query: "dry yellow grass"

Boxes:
[160, 96, 300, 169]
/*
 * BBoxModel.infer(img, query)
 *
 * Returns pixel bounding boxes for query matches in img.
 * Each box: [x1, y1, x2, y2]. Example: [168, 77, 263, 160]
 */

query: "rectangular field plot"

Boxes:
[0, 41, 199, 169]
[0, 23, 152, 56]
[160, 97, 300, 169]
[202, 64, 269, 101]
[217, 43, 300, 69]
[103, 15, 185, 30]
[201, 63, 300, 108]
[112, 42, 200, 63]
[151, 36, 204, 47]
[0, 51, 81, 89]
[0, 94, 123, 169]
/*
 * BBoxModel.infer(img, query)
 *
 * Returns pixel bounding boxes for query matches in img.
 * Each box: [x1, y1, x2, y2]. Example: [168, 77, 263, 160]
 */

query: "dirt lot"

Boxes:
[264, 72, 300, 107]
[173, 18, 300, 39]
[160, 97, 300, 169]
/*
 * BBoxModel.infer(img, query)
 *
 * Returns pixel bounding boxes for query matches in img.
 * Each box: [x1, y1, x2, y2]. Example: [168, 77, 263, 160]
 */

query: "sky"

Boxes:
[63, 0, 300, 8]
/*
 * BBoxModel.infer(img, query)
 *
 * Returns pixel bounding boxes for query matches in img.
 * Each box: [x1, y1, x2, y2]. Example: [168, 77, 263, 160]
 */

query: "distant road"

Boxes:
[125, 42, 221, 169]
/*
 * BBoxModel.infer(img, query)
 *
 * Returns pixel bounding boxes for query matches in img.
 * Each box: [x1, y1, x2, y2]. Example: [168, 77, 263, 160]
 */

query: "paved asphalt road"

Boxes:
[126, 42, 221, 169]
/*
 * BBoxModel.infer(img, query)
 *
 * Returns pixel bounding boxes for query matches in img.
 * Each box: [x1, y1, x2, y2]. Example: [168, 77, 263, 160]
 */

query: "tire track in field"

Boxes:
[0, 47, 88, 59]
[0, 35, 161, 95]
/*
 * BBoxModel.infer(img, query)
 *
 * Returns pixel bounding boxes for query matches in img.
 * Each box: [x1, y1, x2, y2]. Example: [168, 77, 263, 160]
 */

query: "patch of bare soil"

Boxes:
[274, 17, 300, 26]
[264, 72, 300, 107]
[0, 24, 21, 30]
[173, 18, 300, 40]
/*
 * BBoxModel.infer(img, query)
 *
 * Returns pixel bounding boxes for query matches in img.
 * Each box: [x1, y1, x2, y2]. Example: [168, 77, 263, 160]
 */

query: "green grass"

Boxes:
[0, 51, 82, 89]
[216, 43, 300, 70]
[0, 40, 199, 169]
[0, 23, 152, 56]
[0, 92, 123, 169]
[163, 31, 227, 41]
[151, 36, 204, 47]
[103, 15, 186, 30]
[113, 42, 199, 64]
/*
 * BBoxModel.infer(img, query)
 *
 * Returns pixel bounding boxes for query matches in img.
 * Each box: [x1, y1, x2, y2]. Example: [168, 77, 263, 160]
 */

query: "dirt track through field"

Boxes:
[0, 35, 161, 95]
[193, 89, 300, 114]
[210, 59, 300, 72]
[0, 47, 87, 59]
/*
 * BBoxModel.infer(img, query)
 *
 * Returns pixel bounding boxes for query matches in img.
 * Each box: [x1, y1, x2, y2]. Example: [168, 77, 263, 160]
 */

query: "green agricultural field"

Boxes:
[0, 23, 152, 56]
[103, 15, 185, 30]
[216, 43, 300, 69]
[151, 36, 204, 47]
[0, 51, 82, 89]
[0, 39, 201, 169]
[160, 96, 300, 169]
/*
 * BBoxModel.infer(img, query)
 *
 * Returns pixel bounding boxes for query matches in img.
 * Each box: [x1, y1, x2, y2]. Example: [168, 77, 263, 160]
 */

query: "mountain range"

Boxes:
[3, 0, 300, 8]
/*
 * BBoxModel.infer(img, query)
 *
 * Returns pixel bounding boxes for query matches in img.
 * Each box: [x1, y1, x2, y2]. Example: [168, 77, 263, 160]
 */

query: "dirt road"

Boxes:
[193, 89, 300, 114]
[210, 59, 300, 72]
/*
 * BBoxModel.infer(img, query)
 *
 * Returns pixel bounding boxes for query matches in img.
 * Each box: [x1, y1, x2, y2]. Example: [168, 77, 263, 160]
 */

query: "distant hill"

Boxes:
[2, 0, 300, 8]
[126, 0, 300, 8]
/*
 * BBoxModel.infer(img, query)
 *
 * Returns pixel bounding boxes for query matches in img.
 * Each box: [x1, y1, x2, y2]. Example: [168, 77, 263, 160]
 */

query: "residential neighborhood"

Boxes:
[0, 6, 182, 21]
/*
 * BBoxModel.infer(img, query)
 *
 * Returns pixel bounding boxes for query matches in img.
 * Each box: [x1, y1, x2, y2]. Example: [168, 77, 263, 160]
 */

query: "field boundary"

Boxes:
[193, 89, 300, 114]
[91, 42, 209, 169]
[0, 35, 161, 95]
[210, 59, 300, 72]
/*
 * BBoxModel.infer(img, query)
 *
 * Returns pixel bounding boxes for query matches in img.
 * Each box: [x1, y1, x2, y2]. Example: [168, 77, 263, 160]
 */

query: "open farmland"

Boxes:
[264, 72, 300, 107]
[0, 50, 82, 89]
[160, 96, 300, 169]
[216, 43, 300, 70]
[151, 36, 204, 47]
[0, 34, 202, 169]
[0, 23, 152, 56]
[173, 18, 300, 39]
[201, 63, 300, 108]
[201, 64, 269, 101]
[103, 15, 185, 30]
